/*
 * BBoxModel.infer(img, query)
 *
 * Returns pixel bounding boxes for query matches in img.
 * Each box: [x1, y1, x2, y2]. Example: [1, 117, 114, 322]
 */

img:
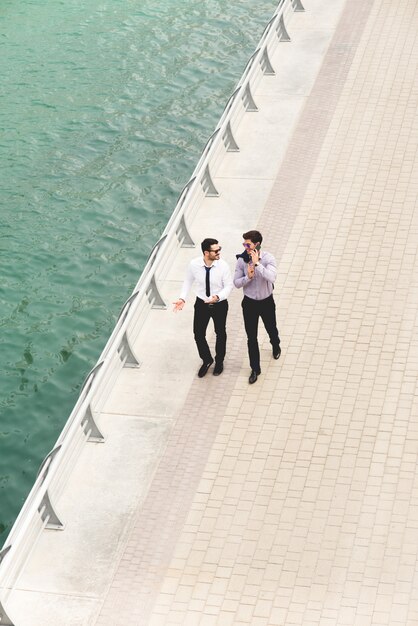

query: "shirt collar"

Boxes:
[201, 258, 218, 268]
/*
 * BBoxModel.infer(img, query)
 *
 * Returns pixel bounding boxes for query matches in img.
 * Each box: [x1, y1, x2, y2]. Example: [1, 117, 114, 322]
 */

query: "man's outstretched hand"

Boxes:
[173, 299, 185, 312]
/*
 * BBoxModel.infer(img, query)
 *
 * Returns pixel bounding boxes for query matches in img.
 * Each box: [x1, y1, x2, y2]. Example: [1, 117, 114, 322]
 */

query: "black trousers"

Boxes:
[193, 297, 228, 365]
[242, 294, 280, 373]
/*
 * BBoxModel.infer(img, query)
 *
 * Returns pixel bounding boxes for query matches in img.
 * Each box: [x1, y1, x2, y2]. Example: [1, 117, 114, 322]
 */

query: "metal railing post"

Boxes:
[0, 600, 14, 626]
[118, 331, 140, 367]
[38, 491, 64, 530]
[176, 215, 195, 247]
[292, 0, 305, 11]
[146, 276, 167, 309]
[222, 121, 239, 152]
[276, 14, 291, 41]
[201, 165, 219, 197]
[81, 406, 105, 442]
[260, 47, 275, 75]
[242, 83, 258, 112]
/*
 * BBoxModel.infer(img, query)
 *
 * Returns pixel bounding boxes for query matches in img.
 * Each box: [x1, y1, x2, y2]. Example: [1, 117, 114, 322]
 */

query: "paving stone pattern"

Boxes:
[95, 0, 418, 623]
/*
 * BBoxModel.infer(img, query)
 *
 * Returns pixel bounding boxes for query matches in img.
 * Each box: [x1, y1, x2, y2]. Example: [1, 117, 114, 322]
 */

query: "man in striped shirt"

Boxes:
[234, 230, 281, 384]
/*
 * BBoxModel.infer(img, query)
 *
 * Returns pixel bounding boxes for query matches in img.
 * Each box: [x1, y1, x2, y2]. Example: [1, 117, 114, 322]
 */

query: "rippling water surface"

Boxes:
[0, 0, 276, 536]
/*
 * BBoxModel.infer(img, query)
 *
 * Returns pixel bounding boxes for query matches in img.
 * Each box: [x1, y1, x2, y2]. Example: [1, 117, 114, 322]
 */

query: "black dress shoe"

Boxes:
[249, 370, 258, 384]
[273, 346, 281, 360]
[198, 360, 214, 378]
[213, 363, 223, 376]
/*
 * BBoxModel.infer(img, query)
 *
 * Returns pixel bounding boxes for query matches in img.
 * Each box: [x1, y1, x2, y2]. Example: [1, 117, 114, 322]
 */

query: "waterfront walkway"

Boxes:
[94, 0, 418, 623]
[7, 0, 418, 624]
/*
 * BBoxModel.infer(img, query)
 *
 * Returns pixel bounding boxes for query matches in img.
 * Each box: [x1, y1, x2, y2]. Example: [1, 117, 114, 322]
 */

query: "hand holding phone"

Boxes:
[251, 244, 260, 265]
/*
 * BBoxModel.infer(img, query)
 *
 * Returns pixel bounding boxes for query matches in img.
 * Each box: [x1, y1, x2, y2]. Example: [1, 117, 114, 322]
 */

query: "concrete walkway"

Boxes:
[7, 0, 418, 623]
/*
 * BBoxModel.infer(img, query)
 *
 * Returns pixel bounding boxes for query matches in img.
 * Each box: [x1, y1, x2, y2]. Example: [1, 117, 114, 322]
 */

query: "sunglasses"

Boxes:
[210, 247, 222, 253]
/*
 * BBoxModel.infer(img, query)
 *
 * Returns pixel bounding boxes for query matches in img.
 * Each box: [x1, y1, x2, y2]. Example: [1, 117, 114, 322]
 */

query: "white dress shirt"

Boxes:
[180, 257, 233, 302]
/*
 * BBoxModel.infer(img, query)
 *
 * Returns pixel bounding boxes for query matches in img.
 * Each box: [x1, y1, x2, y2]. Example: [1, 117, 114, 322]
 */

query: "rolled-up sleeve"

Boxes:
[255, 256, 276, 283]
[234, 259, 250, 289]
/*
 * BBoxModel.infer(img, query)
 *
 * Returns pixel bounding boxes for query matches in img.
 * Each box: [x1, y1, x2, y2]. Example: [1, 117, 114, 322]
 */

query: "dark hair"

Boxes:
[243, 230, 262, 245]
[201, 238, 218, 253]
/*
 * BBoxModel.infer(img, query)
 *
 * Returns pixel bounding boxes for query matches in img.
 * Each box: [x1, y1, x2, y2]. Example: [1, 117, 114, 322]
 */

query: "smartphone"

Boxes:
[255, 243, 261, 251]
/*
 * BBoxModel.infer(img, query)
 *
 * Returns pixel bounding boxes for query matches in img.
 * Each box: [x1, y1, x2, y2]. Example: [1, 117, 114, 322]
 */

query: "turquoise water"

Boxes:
[0, 0, 276, 537]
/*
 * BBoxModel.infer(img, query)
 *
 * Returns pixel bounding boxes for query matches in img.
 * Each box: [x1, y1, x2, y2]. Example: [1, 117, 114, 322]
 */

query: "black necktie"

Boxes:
[205, 266, 212, 297]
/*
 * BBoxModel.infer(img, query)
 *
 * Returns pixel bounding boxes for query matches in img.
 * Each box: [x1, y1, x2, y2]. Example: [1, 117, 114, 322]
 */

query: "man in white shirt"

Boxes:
[173, 238, 233, 377]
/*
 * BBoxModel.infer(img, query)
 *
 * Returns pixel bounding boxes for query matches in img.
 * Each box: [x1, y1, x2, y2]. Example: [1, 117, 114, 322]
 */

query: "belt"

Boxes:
[197, 297, 224, 307]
